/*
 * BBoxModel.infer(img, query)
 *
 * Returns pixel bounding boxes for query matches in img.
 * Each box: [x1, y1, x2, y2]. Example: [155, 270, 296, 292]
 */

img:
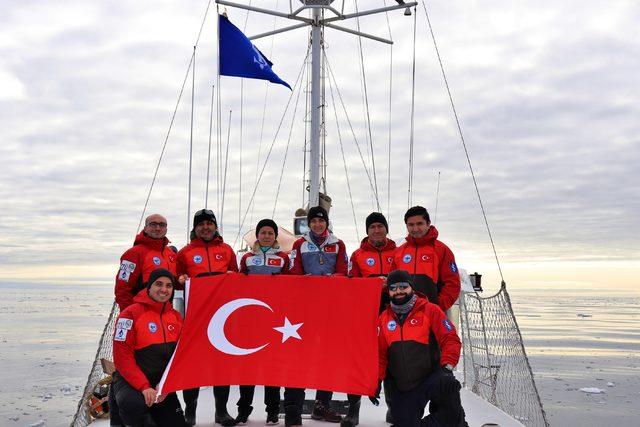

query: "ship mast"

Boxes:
[216, 0, 416, 208]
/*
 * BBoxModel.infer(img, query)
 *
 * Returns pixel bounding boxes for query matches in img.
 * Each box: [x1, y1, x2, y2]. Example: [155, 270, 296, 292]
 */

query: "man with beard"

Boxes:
[176, 209, 239, 426]
[115, 213, 177, 311]
[373, 270, 466, 427]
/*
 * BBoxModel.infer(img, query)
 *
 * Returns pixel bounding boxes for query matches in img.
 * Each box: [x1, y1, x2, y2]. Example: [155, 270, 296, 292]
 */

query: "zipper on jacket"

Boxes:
[205, 241, 213, 272]
[160, 303, 168, 357]
[397, 314, 411, 384]
[377, 250, 384, 275]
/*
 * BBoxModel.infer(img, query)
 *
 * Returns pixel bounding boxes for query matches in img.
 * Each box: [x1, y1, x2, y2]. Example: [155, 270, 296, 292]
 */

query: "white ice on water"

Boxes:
[579, 387, 605, 394]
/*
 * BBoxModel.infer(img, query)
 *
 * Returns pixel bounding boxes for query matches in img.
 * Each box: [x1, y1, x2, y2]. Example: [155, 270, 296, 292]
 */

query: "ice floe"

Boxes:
[579, 387, 605, 394]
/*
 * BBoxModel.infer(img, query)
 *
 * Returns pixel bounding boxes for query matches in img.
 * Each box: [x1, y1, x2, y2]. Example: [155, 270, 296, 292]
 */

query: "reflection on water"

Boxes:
[0, 282, 638, 426]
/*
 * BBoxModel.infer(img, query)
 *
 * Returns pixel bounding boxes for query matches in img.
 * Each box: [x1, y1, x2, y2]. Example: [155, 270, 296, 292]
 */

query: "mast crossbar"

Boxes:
[249, 22, 311, 41]
[324, 23, 393, 45]
[216, 0, 311, 23]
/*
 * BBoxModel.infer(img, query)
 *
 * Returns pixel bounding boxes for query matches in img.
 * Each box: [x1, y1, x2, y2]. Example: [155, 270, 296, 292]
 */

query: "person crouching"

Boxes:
[111, 268, 186, 427]
[373, 270, 467, 427]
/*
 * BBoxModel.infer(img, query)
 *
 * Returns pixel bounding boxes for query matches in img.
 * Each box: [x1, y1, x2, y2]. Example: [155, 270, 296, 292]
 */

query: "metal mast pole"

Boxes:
[308, 7, 322, 207]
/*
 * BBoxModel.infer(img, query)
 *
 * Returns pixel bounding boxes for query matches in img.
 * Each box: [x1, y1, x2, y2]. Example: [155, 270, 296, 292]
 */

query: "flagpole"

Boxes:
[309, 6, 321, 208]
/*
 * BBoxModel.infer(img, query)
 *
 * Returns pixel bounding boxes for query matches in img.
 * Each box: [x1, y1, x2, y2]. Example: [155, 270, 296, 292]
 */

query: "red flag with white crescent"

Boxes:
[158, 274, 381, 396]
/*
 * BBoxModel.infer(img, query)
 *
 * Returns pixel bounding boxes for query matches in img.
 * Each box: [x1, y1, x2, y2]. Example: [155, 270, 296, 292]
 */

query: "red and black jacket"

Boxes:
[113, 290, 182, 392]
[115, 232, 177, 311]
[391, 226, 461, 311]
[176, 235, 238, 280]
[377, 297, 461, 392]
[349, 238, 397, 277]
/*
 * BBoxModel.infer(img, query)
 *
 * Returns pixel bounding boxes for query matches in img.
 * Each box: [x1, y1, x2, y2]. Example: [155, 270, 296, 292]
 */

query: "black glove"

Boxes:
[368, 380, 382, 406]
[438, 367, 460, 395]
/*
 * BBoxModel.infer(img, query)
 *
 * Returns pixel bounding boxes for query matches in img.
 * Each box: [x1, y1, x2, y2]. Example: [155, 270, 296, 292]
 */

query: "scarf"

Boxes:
[390, 293, 418, 324]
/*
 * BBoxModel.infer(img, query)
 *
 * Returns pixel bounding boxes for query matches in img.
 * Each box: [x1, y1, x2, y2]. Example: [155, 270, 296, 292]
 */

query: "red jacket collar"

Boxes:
[134, 231, 169, 251]
[360, 237, 396, 252]
[404, 226, 439, 247]
[190, 234, 224, 247]
[133, 288, 170, 312]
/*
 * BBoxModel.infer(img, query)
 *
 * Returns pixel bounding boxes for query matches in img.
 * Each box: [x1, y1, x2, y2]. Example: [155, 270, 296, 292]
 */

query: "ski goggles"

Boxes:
[388, 282, 411, 291]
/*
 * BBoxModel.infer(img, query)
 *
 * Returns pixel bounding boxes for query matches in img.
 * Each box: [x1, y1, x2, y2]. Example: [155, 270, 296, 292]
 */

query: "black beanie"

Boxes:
[404, 205, 430, 223]
[307, 206, 328, 224]
[256, 218, 278, 237]
[387, 269, 412, 288]
[193, 209, 217, 228]
[146, 268, 175, 290]
[366, 212, 388, 233]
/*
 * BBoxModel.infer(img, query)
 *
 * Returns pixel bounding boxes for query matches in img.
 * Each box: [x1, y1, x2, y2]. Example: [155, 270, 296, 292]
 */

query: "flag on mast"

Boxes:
[218, 14, 291, 90]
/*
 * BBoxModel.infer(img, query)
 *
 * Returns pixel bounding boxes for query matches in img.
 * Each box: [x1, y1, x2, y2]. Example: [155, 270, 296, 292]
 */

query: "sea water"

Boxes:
[0, 282, 638, 426]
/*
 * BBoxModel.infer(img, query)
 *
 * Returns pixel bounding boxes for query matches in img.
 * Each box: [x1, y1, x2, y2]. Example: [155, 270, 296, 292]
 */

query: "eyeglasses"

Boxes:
[146, 222, 167, 228]
[388, 282, 411, 292]
[195, 209, 214, 216]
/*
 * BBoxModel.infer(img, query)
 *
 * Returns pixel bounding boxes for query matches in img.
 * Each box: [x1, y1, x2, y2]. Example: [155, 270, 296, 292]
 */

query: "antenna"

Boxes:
[216, 0, 416, 207]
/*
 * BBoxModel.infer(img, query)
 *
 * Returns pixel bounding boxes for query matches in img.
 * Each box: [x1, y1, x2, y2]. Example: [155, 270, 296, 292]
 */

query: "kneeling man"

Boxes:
[374, 270, 467, 427]
[111, 268, 186, 427]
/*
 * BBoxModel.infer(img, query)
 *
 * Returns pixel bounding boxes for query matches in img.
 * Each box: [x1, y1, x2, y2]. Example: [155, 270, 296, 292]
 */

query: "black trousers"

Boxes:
[237, 385, 281, 413]
[283, 387, 305, 425]
[387, 369, 465, 427]
[315, 389, 333, 405]
[183, 386, 231, 413]
[111, 375, 186, 427]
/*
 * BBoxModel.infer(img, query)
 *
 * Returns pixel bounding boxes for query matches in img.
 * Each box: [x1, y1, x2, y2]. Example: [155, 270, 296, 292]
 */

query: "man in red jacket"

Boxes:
[374, 270, 466, 427]
[176, 209, 238, 426]
[392, 206, 460, 312]
[111, 268, 186, 427]
[115, 213, 177, 311]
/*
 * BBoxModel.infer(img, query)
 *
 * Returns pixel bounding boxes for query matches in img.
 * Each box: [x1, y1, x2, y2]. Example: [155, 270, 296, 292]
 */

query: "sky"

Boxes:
[0, 0, 638, 291]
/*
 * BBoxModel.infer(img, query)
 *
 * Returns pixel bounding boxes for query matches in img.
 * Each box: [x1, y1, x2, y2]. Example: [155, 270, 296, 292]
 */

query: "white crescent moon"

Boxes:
[207, 298, 272, 355]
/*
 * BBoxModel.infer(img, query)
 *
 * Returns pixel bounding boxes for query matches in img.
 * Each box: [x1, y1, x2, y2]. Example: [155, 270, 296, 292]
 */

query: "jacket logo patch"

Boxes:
[450, 262, 458, 273]
[118, 260, 136, 282]
[387, 256, 393, 263]
[366, 257, 375, 266]
[117, 318, 133, 330]
[193, 255, 203, 264]
[443, 319, 453, 331]
[267, 257, 283, 267]
[402, 254, 412, 264]
[251, 257, 263, 266]
[421, 254, 430, 261]
[306, 243, 318, 252]
[168, 324, 176, 332]
[409, 317, 423, 326]
[324, 244, 337, 253]
[387, 320, 397, 331]
[215, 254, 223, 260]
[114, 328, 128, 341]
[148, 322, 158, 333]
[152, 256, 161, 266]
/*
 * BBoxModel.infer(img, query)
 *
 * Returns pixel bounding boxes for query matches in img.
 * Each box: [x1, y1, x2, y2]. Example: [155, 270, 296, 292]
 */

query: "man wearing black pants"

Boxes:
[373, 270, 467, 427]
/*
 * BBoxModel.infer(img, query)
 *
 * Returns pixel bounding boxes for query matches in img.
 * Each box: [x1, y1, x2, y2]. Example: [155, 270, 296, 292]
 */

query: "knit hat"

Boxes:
[146, 268, 175, 290]
[256, 218, 278, 237]
[307, 206, 328, 224]
[404, 205, 430, 223]
[366, 212, 388, 233]
[387, 270, 412, 288]
[193, 209, 217, 228]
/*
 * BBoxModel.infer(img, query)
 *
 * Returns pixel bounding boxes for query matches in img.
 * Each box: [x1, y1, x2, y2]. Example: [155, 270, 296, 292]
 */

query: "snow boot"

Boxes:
[340, 399, 360, 427]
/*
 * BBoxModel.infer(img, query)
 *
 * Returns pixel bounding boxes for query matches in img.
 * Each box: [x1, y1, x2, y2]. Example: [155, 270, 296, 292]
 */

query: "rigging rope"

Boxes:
[420, 0, 504, 282]
[408, 5, 417, 208]
[353, 0, 380, 212]
[232, 51, 310, 247]
[382, 0, 395, 219]
[205, 84, 215, 208]
[324, 54, 380, 207]
[326, 51, 360, 242]
[137, 0, 212, 231]
[220, 109, 232, 234]
[272, 63, 306, 218]
[187, 45, 196, 242]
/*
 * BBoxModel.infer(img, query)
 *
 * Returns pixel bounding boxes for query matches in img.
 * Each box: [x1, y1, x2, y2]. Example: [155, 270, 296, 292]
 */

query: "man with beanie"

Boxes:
[392, 206, 461, 313]
[176, 209, 239, 426]
[237, 218, 288, 425]
[111, 269, 187, 427]
[374, 270, 466, 427]
[289, 206, 347, 424]
[115, 213, 177, 311]
[342, 212, 396, 427]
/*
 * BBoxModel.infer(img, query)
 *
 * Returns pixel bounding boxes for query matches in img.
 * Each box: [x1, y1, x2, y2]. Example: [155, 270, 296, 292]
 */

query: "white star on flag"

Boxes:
[273, 317, 303, 343]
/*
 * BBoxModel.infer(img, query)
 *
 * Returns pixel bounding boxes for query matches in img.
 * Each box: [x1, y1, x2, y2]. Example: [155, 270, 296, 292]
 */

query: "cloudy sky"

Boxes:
[1, 0, 638, 290]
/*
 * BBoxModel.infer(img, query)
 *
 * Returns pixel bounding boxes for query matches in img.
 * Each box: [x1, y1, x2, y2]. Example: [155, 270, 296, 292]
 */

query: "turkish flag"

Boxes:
[158, 274, 381, 396]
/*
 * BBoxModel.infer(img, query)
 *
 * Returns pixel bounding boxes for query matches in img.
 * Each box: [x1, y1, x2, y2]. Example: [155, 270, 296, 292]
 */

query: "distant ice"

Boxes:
[27, 420, 46, 427]
[61, 384, 73, 395]
[607, 382, 615, 387]
[579, 387, 605, 394]
[576, 313, 593, 318]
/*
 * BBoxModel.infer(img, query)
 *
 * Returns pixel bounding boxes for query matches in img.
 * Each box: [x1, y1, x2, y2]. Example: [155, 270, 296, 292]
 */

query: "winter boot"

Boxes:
[266, 410, 280, 425]
[340, 399, 360, 427]
[235, 406, 253, 425]
[184, 401, 197, 426]
[385, 409, 394, 424]
[311, 400, 342, 423]
[215, 408, 238, 426]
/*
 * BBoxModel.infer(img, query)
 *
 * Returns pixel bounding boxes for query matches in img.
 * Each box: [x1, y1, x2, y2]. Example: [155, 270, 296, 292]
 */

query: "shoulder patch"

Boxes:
[118, 260, 136, 282]
[114, 328, 128, 341]
[116, 318, 133, 330]
[449, 262, 458, 273]
[442, 319, 453, 331]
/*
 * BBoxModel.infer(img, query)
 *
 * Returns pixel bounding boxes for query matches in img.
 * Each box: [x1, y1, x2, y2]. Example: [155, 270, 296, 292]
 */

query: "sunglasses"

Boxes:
[388, 282, 411, 292]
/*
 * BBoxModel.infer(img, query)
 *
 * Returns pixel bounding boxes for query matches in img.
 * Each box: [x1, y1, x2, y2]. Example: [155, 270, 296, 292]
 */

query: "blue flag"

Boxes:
[219, 14, 291, 90]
